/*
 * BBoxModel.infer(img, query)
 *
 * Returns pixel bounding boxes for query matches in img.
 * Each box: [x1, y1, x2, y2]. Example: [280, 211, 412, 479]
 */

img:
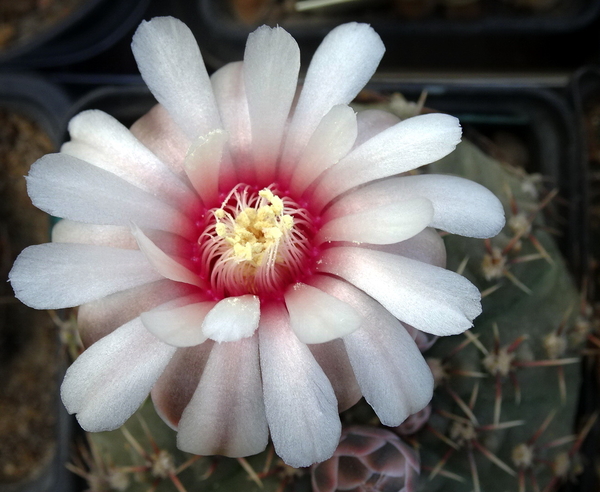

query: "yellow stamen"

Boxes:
[214, 188, 294, 268]
[199, 184, 313, 297]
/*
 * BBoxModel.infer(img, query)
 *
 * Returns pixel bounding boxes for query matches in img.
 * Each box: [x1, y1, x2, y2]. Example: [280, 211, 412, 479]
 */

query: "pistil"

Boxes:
[199, 185, 313, 298]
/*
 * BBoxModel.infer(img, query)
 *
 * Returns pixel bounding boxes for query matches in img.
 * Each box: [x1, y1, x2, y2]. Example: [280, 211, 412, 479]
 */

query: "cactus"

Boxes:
[70, 398, 290, 492]
[66, 100, 586, 492]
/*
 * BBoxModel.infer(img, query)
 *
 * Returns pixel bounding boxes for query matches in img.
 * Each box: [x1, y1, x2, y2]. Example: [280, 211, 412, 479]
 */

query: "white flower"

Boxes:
[9, 17, 505, 468]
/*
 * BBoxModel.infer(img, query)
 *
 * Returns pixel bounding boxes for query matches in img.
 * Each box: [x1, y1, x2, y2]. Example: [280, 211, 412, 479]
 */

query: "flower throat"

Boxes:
[199, 185, 313, 299]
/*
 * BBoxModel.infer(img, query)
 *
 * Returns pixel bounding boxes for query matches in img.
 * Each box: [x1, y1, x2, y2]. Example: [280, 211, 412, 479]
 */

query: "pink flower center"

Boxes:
[196, 184, 316, 300]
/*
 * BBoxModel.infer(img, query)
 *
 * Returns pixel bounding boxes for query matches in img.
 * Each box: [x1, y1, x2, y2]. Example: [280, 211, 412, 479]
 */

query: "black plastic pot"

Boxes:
[0, 74, 74, 492]
[179, 0, 600, 71]
[572, 66, 600, 253]
[0, 73, 71, 140]
[0, 0, 150, 67]
[66, 83, 155, 128]
[562, 65, 600, 492]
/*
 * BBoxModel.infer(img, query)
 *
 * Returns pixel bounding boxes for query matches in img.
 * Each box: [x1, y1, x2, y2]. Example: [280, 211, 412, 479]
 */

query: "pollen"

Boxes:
[214, 188, 295, 267]
[199, 185, 313, 298]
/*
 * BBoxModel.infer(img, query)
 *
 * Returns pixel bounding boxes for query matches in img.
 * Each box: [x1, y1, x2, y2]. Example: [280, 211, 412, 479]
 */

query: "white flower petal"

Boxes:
[52, 220, 136, 249]
[62, 110, 194, 208]
[283, 23, 385, 165]
[354, 109, 400, 148]
[286, 104, 357, 194]
[211, 61, 254, 184]
[151, 342, 214, 429]
[310, 275, 433, 425]
[201, 295, 260, 342]
[316, 197, 434, 245]
[78, 279, 194, 347]
[177, 335, 268, 457]
[316, 246, 481, 336]
[131, 224, 202, 287]
[284, 282, 362, 344]
[312, 113, 462, 211]
[364, 227, 447, 268]
[328, 174, 505, 239]
[52, 220, 188, 257]
[141, 299, 215, 347]
[402, 174, 506, 238]
[183, 129, 228, 207]
[345, 316, 433, 427]
[27, 154, 194, 238]
[9, 243, 162, 309]
[259, 303, 341, 468]
[61, 318, 176, 432]
[243, 26, 300, 182]
[307, 336, 362, 412]
[129, 103, 190, 177]
[131, 17, 221, 139]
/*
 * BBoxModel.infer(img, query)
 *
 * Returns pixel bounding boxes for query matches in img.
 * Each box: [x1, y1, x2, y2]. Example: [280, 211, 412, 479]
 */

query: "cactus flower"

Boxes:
[312, 426, 420, 492]
[9, 17, 505, 467]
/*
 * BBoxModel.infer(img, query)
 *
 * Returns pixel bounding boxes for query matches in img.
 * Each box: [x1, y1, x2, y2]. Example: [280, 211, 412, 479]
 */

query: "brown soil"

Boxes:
[0, 110, 61, 484]
[0, 0, 85, 50]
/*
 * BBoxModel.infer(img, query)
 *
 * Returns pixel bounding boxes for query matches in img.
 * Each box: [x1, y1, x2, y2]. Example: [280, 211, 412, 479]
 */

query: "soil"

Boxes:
[0, 110, 60, 485]
[0, 0, 85, 50]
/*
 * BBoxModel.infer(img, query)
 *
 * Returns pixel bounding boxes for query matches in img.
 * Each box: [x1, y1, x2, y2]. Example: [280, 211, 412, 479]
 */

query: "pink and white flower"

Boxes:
[9, 17, 504, 468]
